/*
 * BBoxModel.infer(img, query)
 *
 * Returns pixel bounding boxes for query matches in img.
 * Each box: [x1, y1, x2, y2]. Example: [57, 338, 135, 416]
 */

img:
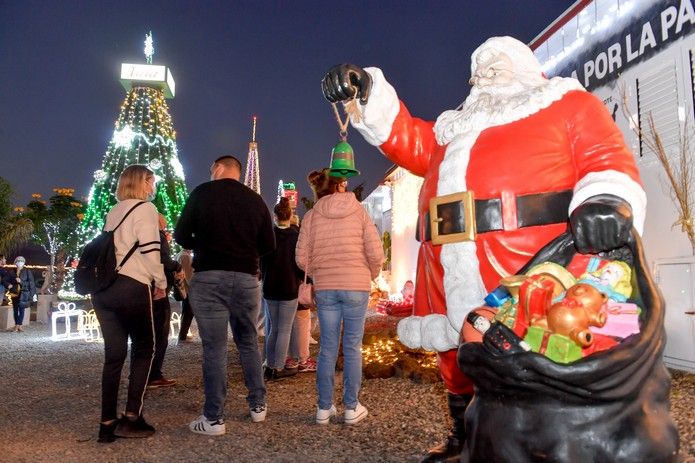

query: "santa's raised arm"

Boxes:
[322, 36, 646, 463]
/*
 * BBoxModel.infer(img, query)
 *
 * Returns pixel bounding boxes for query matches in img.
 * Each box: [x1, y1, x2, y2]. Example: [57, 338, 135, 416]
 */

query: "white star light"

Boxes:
[113, 125, 135, 148]
[144, 32, 154, 64]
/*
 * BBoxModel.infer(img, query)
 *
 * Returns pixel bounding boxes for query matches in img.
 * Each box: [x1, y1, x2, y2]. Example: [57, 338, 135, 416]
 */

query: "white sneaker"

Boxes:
[316, 405, 337, 425]
[250, 404, 267, 422]
[344, 403, 368, 425]
[189, 415, 226, 436]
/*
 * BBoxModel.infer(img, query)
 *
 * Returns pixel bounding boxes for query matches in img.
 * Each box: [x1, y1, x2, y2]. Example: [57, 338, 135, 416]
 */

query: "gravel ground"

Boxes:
[1, 322, 693, 462]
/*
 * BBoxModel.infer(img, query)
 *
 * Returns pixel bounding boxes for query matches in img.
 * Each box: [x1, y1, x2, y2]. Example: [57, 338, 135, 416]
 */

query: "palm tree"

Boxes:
[0, 177, 32, 254]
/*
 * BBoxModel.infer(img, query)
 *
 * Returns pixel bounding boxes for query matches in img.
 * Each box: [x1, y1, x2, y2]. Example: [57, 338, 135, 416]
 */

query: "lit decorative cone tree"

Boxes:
[244, 116, 261, 194]
[81, 32, 187, 241]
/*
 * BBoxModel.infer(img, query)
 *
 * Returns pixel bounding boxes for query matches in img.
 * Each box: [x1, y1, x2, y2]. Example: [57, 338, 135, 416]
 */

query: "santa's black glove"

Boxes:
[321, 64, 372, 104]
[569, 194, 633, 254]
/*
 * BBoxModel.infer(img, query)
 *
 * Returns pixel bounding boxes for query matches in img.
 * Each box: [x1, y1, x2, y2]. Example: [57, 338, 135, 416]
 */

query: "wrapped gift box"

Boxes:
[494, 299, 528, 337]
[524, 325, 583, 364]
[590, 302, 640, 339]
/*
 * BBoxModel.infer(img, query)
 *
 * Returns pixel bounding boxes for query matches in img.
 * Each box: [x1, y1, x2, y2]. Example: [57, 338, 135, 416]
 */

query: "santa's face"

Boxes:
[469, 50, 514, 88]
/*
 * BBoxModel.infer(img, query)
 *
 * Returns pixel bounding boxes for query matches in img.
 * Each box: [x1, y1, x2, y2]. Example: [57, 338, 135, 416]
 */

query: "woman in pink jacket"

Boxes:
[296, 168, 384, 426]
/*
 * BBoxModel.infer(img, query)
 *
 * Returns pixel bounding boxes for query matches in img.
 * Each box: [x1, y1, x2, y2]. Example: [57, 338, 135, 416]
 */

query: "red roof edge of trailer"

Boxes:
[529, 0, 593, 50]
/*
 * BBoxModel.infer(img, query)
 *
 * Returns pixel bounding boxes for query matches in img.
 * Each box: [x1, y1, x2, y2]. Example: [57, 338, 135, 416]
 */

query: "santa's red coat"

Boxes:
[353, 69, 645, 393]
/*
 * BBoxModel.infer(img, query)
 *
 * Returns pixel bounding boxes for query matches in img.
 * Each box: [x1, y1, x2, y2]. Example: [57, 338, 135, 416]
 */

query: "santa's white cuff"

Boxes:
[349, 67, 400, 147]
[569, 169, 647, 235]
[397, 314, 459, 352]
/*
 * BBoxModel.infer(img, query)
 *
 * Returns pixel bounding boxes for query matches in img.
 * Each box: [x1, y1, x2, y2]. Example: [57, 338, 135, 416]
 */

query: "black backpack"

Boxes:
[75, 201, 145, 296]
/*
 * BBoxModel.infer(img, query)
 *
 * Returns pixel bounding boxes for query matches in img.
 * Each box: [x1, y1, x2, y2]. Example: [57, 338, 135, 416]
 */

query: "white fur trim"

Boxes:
[569, 170, 647, 235]
[396, 316, 422, 349]
[397, 315, 459, 352]
[349, 67, 400, 147]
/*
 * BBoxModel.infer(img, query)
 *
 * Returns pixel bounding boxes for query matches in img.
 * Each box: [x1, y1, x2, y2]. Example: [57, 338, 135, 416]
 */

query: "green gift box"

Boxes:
[523, 326, 583, 364]
[494, 299, 518, 330]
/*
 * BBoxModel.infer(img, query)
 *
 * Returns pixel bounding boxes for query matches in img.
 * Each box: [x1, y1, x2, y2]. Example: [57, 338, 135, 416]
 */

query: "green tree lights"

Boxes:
[81, 85, 188, 239]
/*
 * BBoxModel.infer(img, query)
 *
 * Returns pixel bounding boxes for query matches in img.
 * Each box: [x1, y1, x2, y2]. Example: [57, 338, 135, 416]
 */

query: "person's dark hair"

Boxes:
[274, 197, 292, 221]
[213, 155, 242, 172]
[307, 168, 345, 200]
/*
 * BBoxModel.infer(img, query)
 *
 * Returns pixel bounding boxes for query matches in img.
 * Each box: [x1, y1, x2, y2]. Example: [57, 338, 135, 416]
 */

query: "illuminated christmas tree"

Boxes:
[81, 32, 187, 240]
[243, 116, 261, 194]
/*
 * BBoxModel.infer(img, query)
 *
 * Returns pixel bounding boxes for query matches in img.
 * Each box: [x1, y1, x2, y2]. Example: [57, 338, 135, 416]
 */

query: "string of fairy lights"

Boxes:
[361, 338, 438, 369]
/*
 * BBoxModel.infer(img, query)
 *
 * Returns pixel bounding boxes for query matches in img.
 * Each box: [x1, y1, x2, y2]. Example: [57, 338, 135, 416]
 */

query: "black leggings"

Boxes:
[178, 297, 194, 340]
[93, 275, 154, 422]
[149, 296, 171, 381]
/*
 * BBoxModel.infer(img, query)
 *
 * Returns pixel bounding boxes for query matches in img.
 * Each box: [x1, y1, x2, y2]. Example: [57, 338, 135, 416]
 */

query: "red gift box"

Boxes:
[517, 275, 555, 336]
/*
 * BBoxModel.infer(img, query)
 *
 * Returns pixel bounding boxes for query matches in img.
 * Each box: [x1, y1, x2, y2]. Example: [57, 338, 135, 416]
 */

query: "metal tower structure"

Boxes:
[243, 116, 261, 194]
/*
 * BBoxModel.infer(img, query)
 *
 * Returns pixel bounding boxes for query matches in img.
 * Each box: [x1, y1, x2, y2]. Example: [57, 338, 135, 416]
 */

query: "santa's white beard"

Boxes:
[435, 76, 585, 145]
[466, 80, 534, 114]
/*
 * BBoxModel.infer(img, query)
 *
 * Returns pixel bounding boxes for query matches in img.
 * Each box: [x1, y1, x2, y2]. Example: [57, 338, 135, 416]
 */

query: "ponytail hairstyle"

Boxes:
[274, 197, 293, 221]
[307, 168, 346, 200]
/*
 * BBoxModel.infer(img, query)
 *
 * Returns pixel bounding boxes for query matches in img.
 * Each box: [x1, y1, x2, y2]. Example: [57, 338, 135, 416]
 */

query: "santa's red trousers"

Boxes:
[438, 349, 474, 395]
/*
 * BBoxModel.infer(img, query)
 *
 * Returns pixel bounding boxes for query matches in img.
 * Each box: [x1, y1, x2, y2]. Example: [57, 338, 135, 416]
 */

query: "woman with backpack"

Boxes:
[92, 164, 167, 443]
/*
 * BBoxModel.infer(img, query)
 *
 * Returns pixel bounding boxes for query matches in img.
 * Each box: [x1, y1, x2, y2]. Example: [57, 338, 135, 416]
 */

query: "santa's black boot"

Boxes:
[419, 392, 472, 463]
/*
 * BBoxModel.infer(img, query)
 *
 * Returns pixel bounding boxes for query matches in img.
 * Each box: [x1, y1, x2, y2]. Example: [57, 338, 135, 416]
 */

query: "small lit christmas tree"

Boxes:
[81, 32, 187, 240]
[243, 116, 261, 194]
[59, 267, 83, 301]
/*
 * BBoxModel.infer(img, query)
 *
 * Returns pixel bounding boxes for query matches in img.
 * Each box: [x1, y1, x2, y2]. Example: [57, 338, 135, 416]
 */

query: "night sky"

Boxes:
[0, 1, 574, 211]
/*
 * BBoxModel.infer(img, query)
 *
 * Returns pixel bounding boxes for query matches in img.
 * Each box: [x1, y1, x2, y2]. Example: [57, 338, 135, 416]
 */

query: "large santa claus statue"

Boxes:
[322, 36, 645, 462]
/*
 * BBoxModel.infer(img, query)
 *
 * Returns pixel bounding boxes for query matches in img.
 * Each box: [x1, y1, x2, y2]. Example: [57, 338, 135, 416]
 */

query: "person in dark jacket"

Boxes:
[147, 214, 182, 389]
[260, 197, 303, 381]
[0, 255, 15, 306]
[175, 155, 275, 435]
[9, 256, 35, 332]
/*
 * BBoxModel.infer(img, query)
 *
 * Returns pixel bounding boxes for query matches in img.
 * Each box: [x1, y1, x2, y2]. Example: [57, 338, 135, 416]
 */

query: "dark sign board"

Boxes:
[549, 0, 695, 90]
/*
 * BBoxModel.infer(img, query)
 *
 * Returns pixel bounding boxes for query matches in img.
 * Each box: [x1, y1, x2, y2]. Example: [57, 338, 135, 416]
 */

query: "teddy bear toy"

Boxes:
[537, 283, 608, 347]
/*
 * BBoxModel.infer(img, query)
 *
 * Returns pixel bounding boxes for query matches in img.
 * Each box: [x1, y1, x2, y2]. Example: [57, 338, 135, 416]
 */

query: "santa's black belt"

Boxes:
[417, 189, 572, 245]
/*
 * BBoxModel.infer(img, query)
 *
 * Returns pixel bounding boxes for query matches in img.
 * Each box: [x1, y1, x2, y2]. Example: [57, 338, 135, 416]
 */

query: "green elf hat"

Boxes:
[329, 140, 360, 178]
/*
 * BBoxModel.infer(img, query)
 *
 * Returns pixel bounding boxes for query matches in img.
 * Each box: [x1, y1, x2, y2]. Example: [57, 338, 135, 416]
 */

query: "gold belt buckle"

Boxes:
[429, 191, 476, 245]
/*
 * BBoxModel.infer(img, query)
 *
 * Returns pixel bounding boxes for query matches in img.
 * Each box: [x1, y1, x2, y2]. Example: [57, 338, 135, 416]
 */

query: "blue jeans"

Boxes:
[264, 299, 298, 369]
[314, 290, 369, 410]
[189, 271, 266, 421]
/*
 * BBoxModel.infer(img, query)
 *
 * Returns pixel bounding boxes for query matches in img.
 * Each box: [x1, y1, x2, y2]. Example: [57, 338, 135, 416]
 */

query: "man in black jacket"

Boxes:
[175, 155, 275, 436]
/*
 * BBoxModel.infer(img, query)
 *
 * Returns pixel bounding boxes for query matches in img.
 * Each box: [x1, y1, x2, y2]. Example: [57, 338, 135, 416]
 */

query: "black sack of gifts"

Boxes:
[456, 230, 680, 463]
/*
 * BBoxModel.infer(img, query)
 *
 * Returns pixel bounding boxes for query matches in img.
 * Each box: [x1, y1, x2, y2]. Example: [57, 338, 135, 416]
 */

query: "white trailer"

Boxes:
[531, 0, 695, 371]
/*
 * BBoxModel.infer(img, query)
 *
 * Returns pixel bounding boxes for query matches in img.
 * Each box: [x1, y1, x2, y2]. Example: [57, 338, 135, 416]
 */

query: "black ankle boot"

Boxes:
[114, 414, 155, 438]
[268, 367, 298, 381]
[419, 393, 472, 463]
[97, 419, 119, 443]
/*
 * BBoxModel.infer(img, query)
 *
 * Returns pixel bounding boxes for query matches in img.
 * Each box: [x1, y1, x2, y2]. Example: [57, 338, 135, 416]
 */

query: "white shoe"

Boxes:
[344, 403, 368, 425]
[316, 405, 337, 425]
[189, 415, 226, 436]
[250, 404, 267, 422]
